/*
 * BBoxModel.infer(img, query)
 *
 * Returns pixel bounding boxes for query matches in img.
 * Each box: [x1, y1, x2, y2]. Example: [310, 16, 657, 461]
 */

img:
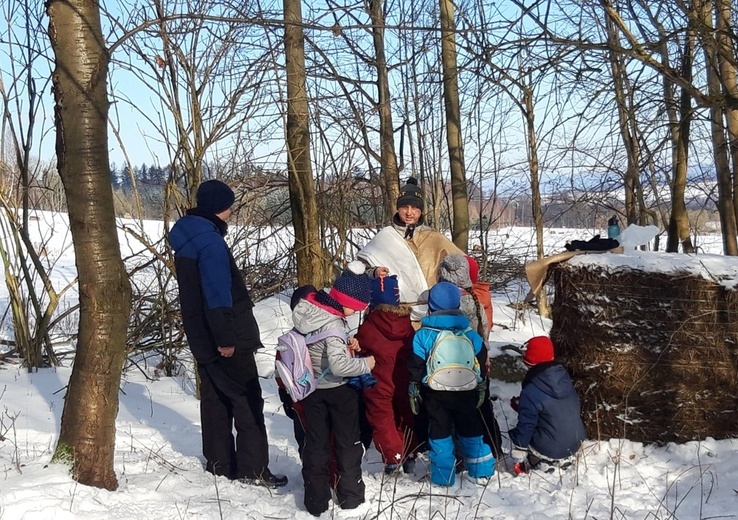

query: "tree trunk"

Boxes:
[284, 0, 326, 286]
[368, 0, 400, 223]
[522, 84, 549, 319]
[47, 0, 132, 490]
[695, 0, 738, 254]
[715, 0, 738, 231]
[439, 0, 468, 251]
[666, 33, 695, 253]
[605, 14, 640, 226]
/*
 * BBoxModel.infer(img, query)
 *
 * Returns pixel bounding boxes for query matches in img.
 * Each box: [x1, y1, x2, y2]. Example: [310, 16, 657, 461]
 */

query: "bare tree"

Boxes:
[47, 0, 132, 490]
[284, 0, 326, 286]
[368, 0, 401, 221]
[0, 0, 68, 369]
[692, 0, 738, 254]
[439, 0, 469, 251]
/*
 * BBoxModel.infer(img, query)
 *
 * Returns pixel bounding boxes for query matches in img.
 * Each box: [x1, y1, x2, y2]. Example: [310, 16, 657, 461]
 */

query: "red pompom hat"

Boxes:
[523, 336, 555, 367]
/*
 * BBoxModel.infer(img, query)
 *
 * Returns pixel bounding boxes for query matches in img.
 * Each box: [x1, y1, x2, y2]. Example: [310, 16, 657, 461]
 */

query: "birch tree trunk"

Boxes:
[47, 0, 132, 490]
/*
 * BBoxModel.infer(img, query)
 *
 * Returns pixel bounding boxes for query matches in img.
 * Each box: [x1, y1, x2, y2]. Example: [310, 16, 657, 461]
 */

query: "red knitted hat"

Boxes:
[523, 336, 555, 367]
[466, 256, 480, 285]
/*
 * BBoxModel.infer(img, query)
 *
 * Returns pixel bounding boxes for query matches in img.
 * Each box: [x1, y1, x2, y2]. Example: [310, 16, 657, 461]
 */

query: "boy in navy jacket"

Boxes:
[509, 336, 587, 472]
[407, 282, 495, 486]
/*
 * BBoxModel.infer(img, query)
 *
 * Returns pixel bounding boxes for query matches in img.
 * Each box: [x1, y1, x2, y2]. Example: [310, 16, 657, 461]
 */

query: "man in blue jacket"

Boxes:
[509, 336, 586, 473]
[168, 180, 287, 488]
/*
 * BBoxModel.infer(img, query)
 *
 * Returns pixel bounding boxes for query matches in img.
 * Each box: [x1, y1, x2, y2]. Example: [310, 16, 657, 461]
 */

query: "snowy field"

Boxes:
[1, 211, 737, 519]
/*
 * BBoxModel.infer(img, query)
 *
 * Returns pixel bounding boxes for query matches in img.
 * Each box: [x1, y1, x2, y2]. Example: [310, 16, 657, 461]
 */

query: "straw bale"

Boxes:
[550, 263, 738, 444]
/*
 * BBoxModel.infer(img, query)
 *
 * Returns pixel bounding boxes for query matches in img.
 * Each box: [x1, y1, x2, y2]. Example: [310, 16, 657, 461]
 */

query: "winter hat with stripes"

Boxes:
[329, 261, 372, 311]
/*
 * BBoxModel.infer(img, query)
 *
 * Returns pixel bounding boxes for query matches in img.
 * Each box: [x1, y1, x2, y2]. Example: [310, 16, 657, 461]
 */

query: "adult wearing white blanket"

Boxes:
[357, 178, 464, 322]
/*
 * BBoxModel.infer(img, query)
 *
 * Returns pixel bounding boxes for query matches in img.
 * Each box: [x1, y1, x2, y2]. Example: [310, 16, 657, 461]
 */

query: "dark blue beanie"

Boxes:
[196, 180, 235, 214]
[370, 275, 400, 309]
[428, 281, 461, 312]
[290, 284, 317, 310]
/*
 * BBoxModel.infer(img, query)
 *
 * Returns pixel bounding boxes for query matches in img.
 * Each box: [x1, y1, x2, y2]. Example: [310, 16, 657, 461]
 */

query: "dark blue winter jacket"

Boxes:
[509, 361, 586, 460]
[168, 209, 262, 364]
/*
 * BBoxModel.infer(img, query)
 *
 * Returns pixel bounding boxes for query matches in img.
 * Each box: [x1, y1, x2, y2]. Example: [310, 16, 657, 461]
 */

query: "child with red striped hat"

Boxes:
[291, 261, 376, 516]
[509, 336, 586, 473]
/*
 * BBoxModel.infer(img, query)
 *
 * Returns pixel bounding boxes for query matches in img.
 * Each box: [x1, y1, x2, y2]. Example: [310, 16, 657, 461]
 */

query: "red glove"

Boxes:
[510, 396, 520, 412]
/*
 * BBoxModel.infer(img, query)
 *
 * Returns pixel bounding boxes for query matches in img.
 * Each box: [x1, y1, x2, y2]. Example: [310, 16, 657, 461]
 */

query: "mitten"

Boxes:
[409, 382, 422, 415]
[476, 380, 487, 408]
[510, 448, 528, 463]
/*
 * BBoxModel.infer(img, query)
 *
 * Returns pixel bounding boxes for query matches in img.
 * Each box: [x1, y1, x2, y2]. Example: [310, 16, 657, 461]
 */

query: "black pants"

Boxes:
[302, 385, 365, 516]
[198, 350, 269, 480]
[424, 390, 485, 440]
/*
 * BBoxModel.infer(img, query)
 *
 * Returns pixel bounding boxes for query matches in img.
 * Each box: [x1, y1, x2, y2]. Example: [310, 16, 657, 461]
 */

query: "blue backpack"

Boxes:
[423, 328, 481, 391]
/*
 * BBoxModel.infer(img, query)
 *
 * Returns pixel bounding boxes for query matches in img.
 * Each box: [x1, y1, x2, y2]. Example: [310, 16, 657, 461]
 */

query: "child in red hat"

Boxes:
[509, 336, 586, 473]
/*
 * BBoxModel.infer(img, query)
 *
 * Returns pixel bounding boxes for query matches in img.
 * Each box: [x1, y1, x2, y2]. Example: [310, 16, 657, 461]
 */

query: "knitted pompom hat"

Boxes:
[370, 275, 400, 309]
[428, 281, 461, 312]
[438, 254, 472, 289]
[196, 180, 235, 214]
[523, 336, 555, 367]
[396, 177, 424, 211]
[329, 261, 372, 311]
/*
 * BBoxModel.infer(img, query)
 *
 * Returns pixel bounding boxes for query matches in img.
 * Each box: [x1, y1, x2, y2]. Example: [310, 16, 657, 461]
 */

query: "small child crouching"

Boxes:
[509, 336, 587, 473]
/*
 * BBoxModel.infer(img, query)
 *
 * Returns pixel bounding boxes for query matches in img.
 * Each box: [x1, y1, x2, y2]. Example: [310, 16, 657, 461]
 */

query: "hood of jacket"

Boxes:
[364, 305, 413, 341]
[292, 297, 344, 335]
[419, 310, 470, 331]
[169, 214, 221, 254]
[527, 362, 578, 400]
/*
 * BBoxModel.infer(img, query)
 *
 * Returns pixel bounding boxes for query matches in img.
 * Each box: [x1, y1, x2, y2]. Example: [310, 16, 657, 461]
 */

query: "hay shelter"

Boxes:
[549, 251, 738, 444]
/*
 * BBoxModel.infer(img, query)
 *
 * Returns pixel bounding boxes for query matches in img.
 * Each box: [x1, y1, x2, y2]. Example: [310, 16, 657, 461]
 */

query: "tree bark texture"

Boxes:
[522, 85, 549, 318]
[284, 0, 326, 286]
[666, 32, 695, 253]
[715, 0, 738, 234]
[694, 0, 738, 254]
[605, 14, 641, 226]
[439, 0, 468, 251]
[369, 0, 400, 223]
[47, 0, 133, 490]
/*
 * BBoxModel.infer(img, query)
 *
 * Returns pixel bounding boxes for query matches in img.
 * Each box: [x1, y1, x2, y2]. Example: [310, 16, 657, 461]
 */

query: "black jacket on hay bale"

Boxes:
[550, 260, 738, 444]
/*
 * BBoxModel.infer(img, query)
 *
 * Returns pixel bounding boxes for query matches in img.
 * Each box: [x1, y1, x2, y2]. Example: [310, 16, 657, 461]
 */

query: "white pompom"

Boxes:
[346, 260, 366, 275]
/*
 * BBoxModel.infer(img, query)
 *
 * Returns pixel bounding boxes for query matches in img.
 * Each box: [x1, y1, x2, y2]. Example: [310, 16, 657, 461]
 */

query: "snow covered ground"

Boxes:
[1, 211, 737, 519]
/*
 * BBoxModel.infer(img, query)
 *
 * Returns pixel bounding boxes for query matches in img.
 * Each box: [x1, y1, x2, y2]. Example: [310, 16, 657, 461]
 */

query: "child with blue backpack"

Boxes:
[407, 282, 495, 486]
[290, 261, 376, 517]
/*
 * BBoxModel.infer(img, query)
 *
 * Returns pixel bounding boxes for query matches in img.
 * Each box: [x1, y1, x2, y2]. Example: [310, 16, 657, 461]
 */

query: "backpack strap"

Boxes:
[423, 326, 471, 336]
[302, 328, 347, 380]
[304, 327, 347, 344]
